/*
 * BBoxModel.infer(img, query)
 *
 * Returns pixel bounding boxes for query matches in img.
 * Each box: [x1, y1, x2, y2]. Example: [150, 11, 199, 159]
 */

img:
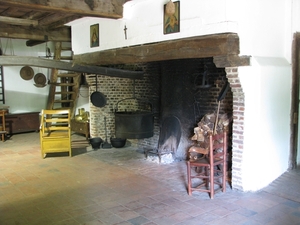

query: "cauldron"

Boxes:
[89, 137, 103, 150]
[115, 111, 154, 139]
[110, 137, 126, 148]
[114, 97, 154, 139]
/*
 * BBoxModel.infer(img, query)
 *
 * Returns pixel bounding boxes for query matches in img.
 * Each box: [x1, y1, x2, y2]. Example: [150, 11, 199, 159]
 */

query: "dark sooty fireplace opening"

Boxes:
[154, 58, 232, 160]
[158, 116, 181, 156]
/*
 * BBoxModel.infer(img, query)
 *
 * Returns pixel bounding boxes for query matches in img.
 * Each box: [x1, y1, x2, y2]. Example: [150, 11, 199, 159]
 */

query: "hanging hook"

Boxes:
[45, 42, 51, 58]
[0, 38, 2, 55]
[4, 38, 14, 56]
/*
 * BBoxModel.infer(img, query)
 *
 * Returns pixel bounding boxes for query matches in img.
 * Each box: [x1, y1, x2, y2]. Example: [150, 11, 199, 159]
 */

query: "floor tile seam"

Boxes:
[242, 207, 297, 222]
[261, 190, 300, 204]
[0, 217, 31, 225]
[62, 209, 92, 220]
[92, 211, 127, 224]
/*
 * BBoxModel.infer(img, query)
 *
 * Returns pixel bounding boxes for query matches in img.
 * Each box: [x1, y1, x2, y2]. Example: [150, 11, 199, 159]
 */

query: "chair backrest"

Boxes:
[40, 109, 71, 135]
[209, 131, 227, 165]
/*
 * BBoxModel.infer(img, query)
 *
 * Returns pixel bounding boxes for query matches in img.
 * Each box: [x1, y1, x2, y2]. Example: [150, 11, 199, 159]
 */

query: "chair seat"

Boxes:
[187, 131, 227, 199]
[42, 132, 69, 139]
[190, 157, 225, 167]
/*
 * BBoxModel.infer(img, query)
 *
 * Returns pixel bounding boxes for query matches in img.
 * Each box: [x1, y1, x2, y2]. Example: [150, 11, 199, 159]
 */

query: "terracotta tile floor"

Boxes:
[1, 132, 300, 225]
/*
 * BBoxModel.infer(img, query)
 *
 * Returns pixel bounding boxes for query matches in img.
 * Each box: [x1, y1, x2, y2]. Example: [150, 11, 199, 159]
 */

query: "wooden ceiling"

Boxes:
[0, 0, 129, 45]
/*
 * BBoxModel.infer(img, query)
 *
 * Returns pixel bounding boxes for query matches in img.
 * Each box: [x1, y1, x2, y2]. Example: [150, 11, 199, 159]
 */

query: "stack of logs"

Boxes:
[189, 113, 230, 160]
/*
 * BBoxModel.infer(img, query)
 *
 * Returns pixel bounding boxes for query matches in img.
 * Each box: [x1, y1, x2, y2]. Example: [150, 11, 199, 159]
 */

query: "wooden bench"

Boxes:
[40, 109, 71, 158]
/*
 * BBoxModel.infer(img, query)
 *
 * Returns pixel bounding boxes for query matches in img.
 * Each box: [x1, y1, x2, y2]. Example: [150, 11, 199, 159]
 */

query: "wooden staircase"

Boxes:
[46, 42, 81, 118]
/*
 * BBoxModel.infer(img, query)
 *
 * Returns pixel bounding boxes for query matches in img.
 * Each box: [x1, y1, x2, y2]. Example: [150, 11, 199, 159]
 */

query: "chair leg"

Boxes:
[210, 165, 214, 199]
[187, 161, 192, 195]
[0, 132, 6, 142]
[222, 162, 227, 192]
[203, 167, 208, 190]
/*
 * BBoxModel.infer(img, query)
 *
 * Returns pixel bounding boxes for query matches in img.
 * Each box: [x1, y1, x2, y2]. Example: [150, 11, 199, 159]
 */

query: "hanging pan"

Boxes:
[90, 75, 106, 107]
[20, 66, 34, 80]
[33, 72, 47, 87]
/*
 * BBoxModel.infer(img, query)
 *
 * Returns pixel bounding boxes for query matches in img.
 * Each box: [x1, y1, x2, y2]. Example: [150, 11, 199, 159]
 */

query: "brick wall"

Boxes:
[86, 64, 161, 148]
[226, 67, 244, 190]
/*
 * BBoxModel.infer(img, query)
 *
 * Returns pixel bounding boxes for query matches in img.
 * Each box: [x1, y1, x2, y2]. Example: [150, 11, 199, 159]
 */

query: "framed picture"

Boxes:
[90, 24, 99, 48]
[163, 1, 180, 34]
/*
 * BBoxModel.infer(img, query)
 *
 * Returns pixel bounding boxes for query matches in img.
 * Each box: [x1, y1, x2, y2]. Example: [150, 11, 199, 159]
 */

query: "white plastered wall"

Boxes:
[1, 39, 52, 113]
[230, 0, 294, 190]
[69, 0, 300, 191]
[239, 57, 291, 191]
[69, 0, 238, 54]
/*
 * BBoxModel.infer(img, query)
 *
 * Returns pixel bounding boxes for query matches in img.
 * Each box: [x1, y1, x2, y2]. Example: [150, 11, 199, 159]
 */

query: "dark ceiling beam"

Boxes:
[0, 24, 71, 42]
[21, 11, 45, 20]
[0, 7, 19, 17]
[73, 33, 241, 66]
[26, 39, 48, 47]
[0, 0, 130, 19]
[37, 13, 65, 26]
[0, 56, 144, 79]
[47, 15, 81, 30]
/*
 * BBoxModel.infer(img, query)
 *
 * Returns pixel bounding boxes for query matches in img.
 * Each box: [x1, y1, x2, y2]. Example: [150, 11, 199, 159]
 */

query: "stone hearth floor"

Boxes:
[0, 132, 300, 225]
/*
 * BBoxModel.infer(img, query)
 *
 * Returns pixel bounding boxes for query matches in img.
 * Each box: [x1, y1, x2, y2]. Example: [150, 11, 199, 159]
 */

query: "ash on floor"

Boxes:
[146, 153, 174, 164]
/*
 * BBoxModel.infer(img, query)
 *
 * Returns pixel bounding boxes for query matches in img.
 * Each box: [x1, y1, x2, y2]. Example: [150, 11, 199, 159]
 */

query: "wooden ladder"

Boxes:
[46, 42, 81, 118]
[0, 66, 5, 104]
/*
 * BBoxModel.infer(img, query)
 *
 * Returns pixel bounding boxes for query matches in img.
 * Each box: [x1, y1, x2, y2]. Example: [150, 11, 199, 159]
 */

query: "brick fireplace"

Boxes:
[86, 57, 244, 190]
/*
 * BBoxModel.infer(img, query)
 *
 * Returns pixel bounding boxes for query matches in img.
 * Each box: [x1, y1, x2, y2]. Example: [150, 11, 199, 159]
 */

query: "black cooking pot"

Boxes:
[110, 137, 126, 148]
[91, 75, 106, 107]
[89, 137, 103, 150]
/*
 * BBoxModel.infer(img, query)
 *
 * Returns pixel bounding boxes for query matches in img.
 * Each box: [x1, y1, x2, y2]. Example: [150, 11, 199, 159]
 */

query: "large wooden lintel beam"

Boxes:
[0, 24, 70, 42]
[0, 56, 144, 79]
[0, 0, 129, 19]
[73, 33, 240, 66]
[213, 55, 251, 68]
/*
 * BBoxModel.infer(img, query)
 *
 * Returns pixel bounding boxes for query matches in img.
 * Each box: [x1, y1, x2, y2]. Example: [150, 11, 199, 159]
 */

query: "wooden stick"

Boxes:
[213, 101, 220, 135]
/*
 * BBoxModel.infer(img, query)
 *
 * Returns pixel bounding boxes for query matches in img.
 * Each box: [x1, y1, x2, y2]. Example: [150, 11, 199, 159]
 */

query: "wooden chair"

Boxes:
[187, 131, 227, 199]
[0, 110, 8, 142]
[40, 109, 71, 158]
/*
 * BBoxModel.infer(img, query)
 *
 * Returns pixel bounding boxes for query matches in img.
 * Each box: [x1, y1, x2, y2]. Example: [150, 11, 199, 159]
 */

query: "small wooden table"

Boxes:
[71, 119, 90, 140]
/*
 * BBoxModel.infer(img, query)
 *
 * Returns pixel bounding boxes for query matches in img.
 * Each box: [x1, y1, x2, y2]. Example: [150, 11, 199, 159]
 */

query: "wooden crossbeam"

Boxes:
[0, 56, 144, 79]
[0, 24, 70, 42]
